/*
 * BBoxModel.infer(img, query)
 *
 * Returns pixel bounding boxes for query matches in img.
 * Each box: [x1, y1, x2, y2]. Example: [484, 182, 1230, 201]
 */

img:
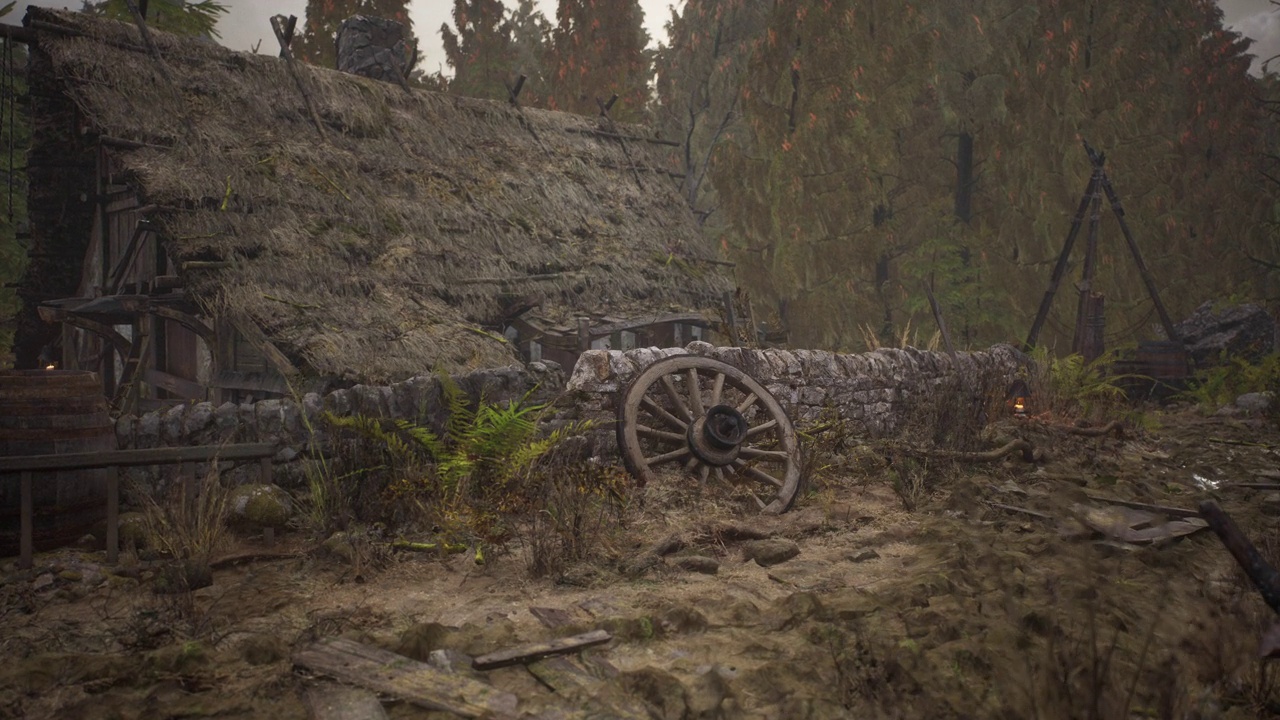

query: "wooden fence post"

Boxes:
[259, 457, 274, 547]
[106, 466, 120, 564]
[19, 470, 32, 570]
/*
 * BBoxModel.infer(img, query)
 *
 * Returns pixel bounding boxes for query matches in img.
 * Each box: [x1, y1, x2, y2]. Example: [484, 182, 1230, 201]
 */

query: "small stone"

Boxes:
[742, 538, 800, 567]
[1237, 392, 1275, 413]
[32, 573, 54, 591]
[850, 549, 880, 563]
[241, 633, 287, 665]
[675, 556, 720, 575]
[229, 483, 294, 528]
[58, 569, 83, 582]
[322, 532, 356, 563]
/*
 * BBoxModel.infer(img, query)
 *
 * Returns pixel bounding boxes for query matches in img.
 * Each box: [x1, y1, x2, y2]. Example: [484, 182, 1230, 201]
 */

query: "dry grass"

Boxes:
[136, 463, 232, 564]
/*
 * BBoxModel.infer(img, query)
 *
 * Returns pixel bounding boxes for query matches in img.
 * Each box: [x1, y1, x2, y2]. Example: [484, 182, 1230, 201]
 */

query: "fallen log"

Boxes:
[900, 438, 1037, 464]
[1083, 494, 1200, 519]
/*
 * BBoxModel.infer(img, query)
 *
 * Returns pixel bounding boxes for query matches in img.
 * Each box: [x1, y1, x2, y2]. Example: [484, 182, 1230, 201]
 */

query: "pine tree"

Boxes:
[654, 0, 770, 222]
[546, 0, 652, 123]
[440, 0, 515, 102]
[295, 0, 412, 70]
[507, 0, 553, 107]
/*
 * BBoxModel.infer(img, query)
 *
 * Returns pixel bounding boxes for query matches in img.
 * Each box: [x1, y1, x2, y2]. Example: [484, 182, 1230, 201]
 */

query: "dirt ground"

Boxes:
[4, 405, 1280, 719]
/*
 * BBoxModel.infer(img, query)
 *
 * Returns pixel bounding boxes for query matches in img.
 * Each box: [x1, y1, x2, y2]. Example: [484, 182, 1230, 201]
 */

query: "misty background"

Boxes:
[4, 1, 1279, 76]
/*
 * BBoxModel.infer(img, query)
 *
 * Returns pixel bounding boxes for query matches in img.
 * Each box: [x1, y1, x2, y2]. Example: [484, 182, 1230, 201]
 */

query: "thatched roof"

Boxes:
[24, 8, 730, 382]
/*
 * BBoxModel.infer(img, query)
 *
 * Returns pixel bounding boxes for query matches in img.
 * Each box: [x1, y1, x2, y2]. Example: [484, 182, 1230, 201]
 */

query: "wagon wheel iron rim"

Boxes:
[616, 355, 802, 514]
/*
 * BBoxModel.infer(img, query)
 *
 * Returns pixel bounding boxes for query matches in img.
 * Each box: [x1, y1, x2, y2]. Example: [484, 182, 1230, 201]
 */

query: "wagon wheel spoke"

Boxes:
[713, 467, 726, 484]
[736, 392, 759, 414]
[746, 419, 778, 437]
[686, 368, 705, 417]
[660, 375, 693, 423]
[710, 372, 726, 407]
[683, 455, 701, 473]
[637, 423, 684, 443]
[739, 447, 791, 461]
[647, 446, 690, 466]
[731, 459, 784, 489]
[697, 463, 711, 485]
[641, 396, 687, 431]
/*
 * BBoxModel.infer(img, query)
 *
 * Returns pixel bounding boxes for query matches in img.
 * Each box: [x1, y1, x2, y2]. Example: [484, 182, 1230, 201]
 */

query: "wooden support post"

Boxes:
[922, 281, 957, 358]
[1072, 191, 1103, 356]
[19, 470, 32, 570]
[259, 456, 272, 485]
[577, 317, 591, 353]
[106, 466, 120, 564]
[263, 526, 275, 547]
[1025, 170, 1101, 351]
[722, 291, 740, 347]
[181, 461, 196, 514]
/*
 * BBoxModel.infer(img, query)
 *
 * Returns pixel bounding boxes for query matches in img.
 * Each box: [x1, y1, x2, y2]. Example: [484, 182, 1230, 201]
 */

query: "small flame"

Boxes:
[44, 364, 55, 370]
[1013, 398, 1026, 415]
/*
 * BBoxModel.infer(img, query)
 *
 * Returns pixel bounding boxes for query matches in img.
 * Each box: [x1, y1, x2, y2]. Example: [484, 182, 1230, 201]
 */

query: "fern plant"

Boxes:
[1027, 347, 1129, 420]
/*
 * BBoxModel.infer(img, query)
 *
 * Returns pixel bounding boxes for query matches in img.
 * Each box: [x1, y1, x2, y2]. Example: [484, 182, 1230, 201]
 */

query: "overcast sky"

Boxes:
[3, 1, 1279, 75]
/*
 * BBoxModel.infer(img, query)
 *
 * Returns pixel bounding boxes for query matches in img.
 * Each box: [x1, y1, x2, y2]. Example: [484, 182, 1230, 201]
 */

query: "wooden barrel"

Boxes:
[0, 370, 116, 555]
[1136, 341, 1190, 379]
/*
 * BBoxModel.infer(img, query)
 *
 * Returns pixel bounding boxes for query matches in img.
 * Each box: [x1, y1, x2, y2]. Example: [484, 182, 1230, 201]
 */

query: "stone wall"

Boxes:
[114, 363, 565, 459]
[566, 341, 1030, 435]
[111, 342, 1028, 489]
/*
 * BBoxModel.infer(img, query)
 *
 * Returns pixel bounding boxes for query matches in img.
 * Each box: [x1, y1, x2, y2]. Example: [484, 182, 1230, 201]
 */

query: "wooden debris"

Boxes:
[527, 656, 648, 720]
[293, 637, 518, 718]
[305, 683, 388, 720]
[472, 630, 612, 671]
[902, 438, 1037, 464]
[529, 607, 578, 630]
[1083, 494, 1200, 519]
[986, 502, 1054, 521]
[1070, 503, 1208, 544]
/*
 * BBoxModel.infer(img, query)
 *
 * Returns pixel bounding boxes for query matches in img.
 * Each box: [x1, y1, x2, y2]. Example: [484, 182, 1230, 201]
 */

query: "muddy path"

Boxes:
[3, 407, 1280, 719]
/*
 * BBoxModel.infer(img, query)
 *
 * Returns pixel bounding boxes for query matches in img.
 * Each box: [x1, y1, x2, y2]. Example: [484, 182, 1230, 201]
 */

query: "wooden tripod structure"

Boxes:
[1024, 141, 1182, 356]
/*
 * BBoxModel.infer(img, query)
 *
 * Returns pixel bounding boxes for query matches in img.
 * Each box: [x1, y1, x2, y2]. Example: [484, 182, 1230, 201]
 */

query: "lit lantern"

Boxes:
[1006, 379, 1031, 417]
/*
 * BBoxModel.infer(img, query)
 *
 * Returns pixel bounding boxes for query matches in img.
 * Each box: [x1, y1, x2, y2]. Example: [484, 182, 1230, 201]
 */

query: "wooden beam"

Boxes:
[0, 24, 36, 44]
[106, 222, 153, 295]
[292, 638, 518, 719]
[472, 630, 612, 671]
[0, 443, 279, 474]
[589, 312, 708, 338]
[150, 304, 215, 346]
[63, 316, 132, 362]
[143, 368, 207, 400]
[232, 318, 299, 377]
[19, 471, 32, 569]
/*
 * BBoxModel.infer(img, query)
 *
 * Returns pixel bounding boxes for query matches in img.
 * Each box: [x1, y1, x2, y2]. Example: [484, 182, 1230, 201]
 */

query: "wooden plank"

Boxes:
[19, 471, 32, 570]
[590, 312, 708, 338]
[526, 657, 646, 720]
[304, 683, 388, 720]
[0, 442, 279, 474]
[151, 303, 215, 345]
[144, 368, 207, 401]
[232, 318, 299, 378]
[472, 630, 612, 671]
[209, 370, 292, 395]
[292, 638, 518, 719]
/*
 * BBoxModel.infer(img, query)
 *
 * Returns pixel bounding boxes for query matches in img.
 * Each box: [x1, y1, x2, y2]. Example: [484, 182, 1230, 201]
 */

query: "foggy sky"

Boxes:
[3, 1, 1278, 75]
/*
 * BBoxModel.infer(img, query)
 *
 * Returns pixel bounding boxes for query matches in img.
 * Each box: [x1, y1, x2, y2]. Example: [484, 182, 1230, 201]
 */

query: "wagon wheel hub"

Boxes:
[687, 404, 748, 466]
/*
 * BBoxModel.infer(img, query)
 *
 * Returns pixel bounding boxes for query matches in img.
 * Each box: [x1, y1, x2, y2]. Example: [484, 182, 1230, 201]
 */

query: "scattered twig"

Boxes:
[1209, 437, 1276, 449]
[986, 502, 1054, 520]
[896, 438, 1037, 464]
[1064, 420, 1124, 437]
[472, 629, 612, 671]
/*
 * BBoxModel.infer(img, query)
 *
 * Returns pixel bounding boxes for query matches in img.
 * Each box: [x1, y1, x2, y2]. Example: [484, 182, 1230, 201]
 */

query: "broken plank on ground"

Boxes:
[293, 637, 518, 719]
[304, 683, 388, 720]
[527, 656, 649, 720]
[473, 630, 613, 671]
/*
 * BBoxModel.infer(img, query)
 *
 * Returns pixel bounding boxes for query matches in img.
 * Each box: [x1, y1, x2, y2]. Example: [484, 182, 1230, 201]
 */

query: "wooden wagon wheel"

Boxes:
[616, 355, 802, 514]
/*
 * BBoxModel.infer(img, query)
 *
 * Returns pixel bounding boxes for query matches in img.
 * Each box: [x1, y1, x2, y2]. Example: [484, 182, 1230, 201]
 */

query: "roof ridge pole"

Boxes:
[270, 15, 327, 142]
[121, 0, 196, 140]
[596, 94, 643, 190]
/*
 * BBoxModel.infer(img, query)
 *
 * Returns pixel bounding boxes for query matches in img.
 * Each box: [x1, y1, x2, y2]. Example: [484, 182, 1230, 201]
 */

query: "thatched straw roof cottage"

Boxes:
[11, 8, 730, 408]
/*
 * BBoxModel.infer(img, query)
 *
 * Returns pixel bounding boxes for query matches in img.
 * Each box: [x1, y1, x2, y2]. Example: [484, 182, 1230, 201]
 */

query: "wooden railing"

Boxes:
[1, 442, 280, 569]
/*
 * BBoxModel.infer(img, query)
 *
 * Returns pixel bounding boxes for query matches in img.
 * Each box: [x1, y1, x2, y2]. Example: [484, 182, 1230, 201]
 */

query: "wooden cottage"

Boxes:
[10, 8, 731, 411]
